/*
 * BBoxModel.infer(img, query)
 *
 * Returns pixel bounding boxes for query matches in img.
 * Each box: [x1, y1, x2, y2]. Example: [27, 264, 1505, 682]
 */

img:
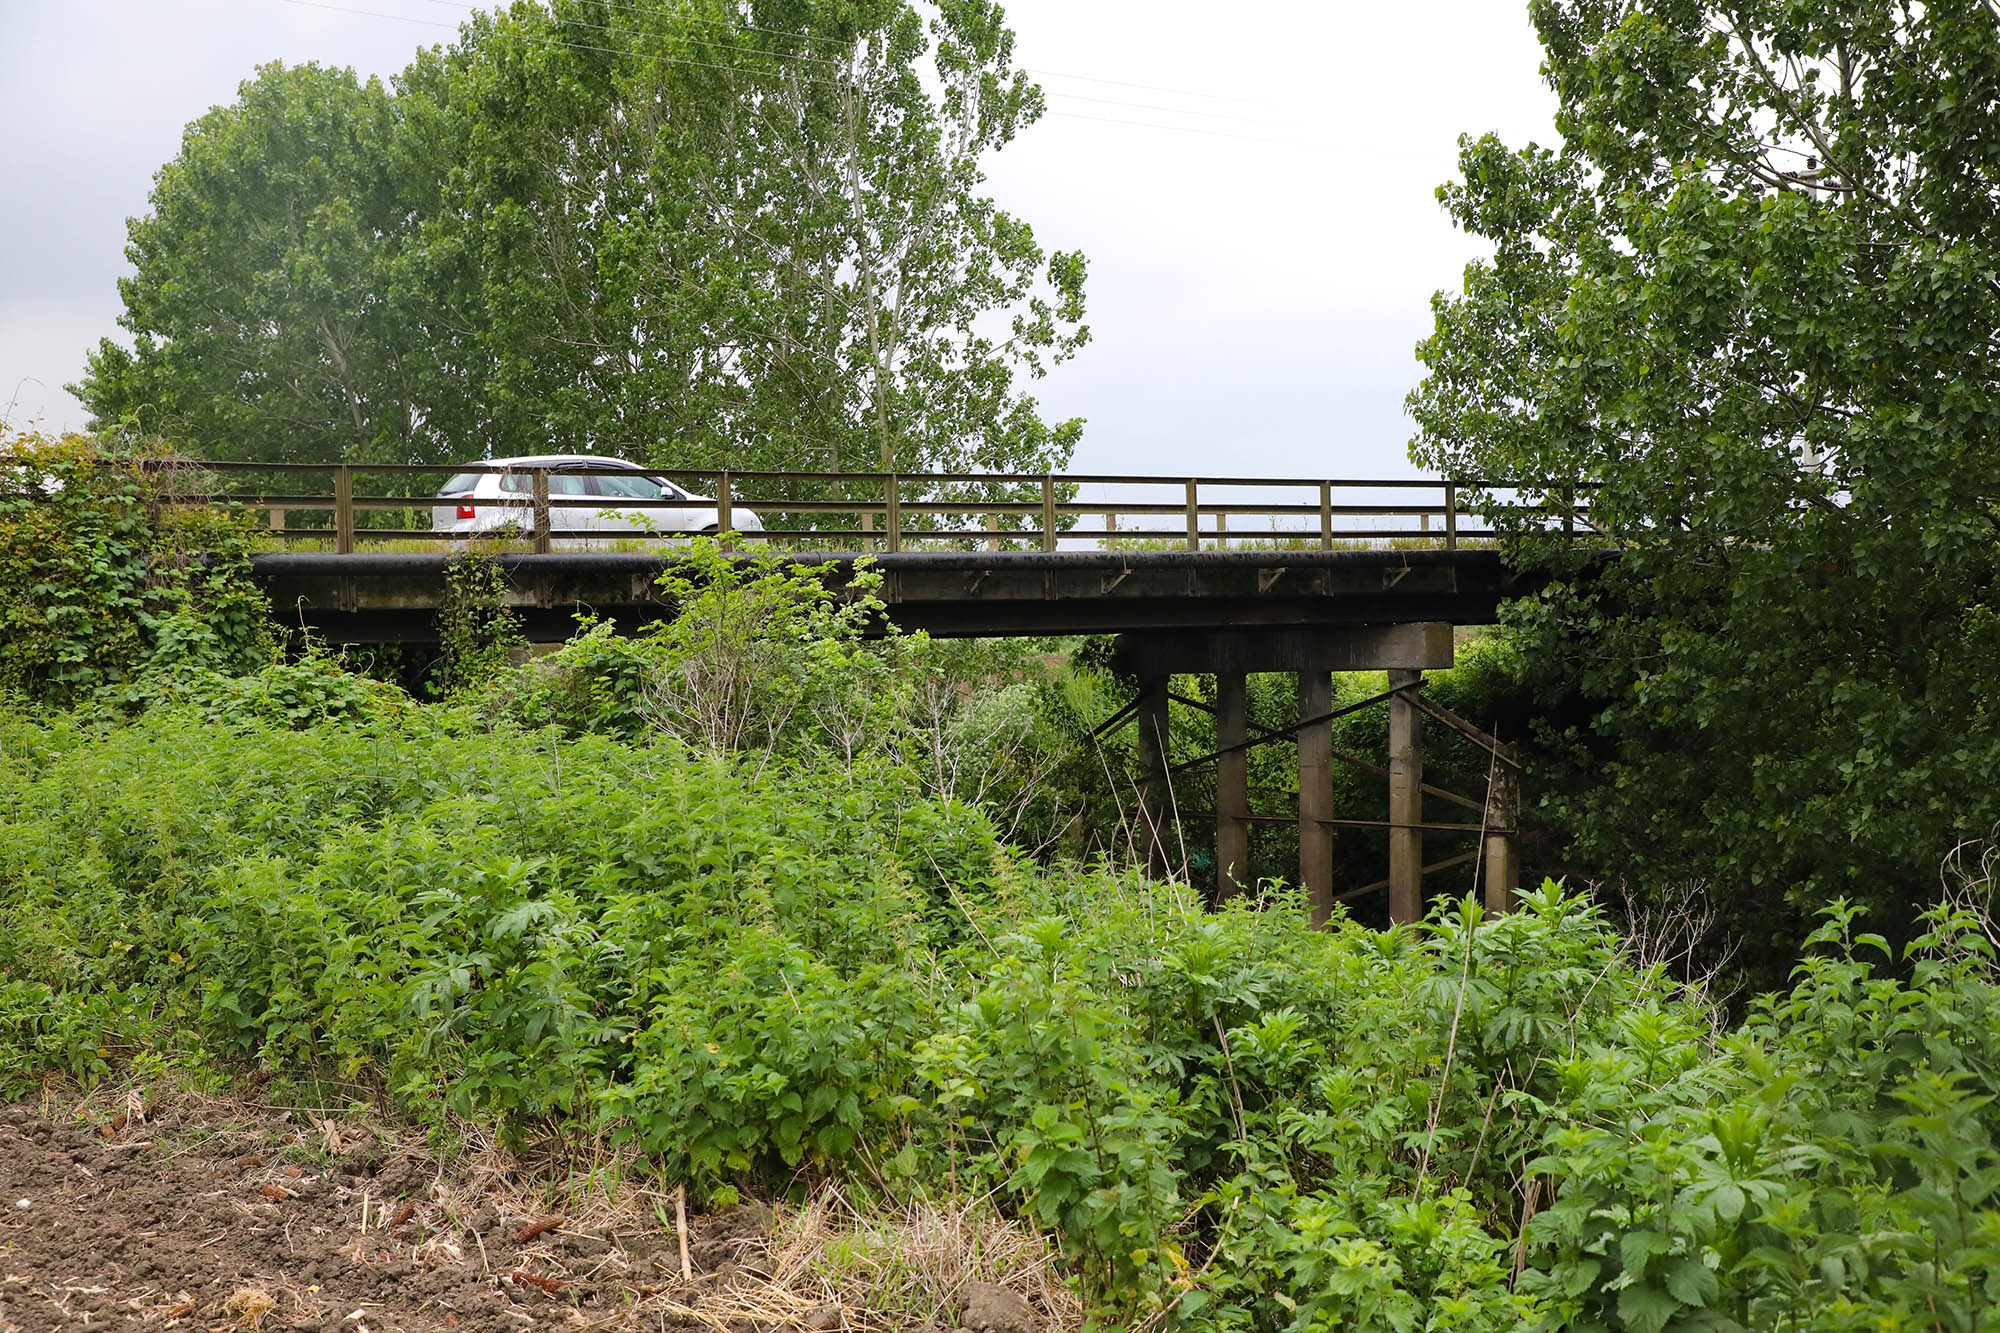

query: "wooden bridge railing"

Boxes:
[143, 461, 1592, 554]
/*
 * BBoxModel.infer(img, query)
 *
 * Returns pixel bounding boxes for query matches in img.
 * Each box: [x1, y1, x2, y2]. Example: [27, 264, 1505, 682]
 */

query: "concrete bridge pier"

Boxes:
[1114, 623, 1458, 926]
[1134, 673, 1174, 880]
[1387, 667, 1425, 925]
[1297, 669, 1335, 922]
[1215, 671, 1250, 898]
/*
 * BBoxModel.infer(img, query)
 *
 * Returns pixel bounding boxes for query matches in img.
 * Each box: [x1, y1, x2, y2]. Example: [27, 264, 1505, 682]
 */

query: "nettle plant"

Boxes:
[1523, 899, 2000, 1333]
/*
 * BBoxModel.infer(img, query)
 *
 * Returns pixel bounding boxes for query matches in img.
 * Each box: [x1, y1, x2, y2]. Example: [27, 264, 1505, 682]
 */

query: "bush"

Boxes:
[5, 520, 1999, 1326]
[0, 431, 272, 705]
[473, 548, 1073, 845]
[8, 697, 1997, 1327]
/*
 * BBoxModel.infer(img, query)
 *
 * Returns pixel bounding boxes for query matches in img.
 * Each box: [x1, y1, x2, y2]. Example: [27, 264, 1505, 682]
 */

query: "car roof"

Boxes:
[453, 454, 648, 470]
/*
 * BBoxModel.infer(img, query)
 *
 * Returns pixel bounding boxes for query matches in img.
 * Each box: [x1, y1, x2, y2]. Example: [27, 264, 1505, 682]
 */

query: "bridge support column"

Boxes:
[1135, 673, 1174, 880]
[1215, 672, 1250, 897]
[1297, 671, 1334, 926]
[1483, 759, 1519, 913]
[1388, 668, 1424, 924]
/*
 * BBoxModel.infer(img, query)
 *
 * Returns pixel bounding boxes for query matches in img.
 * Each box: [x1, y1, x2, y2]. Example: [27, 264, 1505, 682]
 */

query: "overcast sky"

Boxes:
[0, 0, 1558, 477]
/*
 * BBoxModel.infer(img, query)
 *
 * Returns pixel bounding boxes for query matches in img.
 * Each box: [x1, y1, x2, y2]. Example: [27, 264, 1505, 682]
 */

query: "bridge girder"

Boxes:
[251, 548, 1532, 644]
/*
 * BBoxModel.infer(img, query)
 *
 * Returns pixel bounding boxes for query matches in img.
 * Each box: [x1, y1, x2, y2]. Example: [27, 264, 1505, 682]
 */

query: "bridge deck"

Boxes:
[253, 547, 1532, 643]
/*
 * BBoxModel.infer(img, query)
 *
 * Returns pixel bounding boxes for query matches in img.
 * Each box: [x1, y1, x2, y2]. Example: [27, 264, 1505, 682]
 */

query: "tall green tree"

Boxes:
[395, 0, 1087, 478]
[77, 0, 1087, 481]
[1410, 2, 2000, 948]
[76, 63, 426, 465]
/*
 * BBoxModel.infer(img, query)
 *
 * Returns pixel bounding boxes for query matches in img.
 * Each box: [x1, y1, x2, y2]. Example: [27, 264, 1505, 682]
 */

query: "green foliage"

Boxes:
[79, 1, 1088, 482]
[609, 929, 927, 1179]
[474, 542, 906, 755]
[476, 545, 1077, 848]
[435, 552, 523, 698]
[645, 541, 906, 757]
[4, 464, 1995, 1322]
[73, 62, 415, 465]
[478, 617, 662, 740]
[1409, 2, 2000, 950]
[107, 644, 416, 729]
[1524, 900, 2000, 1332]
[4, 693, 1999, 1325]
[0, 431, 273, 706]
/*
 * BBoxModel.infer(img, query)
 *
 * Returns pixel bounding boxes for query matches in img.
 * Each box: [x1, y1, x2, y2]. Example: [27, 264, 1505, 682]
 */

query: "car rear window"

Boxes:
[437, 472, 481, 496]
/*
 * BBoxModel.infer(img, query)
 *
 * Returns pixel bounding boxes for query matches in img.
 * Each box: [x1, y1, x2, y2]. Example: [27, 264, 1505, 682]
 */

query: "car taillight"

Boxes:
[456, 503, 476, 519]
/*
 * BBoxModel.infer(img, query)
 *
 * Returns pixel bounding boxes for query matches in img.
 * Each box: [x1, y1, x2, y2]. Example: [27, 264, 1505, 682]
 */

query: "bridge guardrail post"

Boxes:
[334, 466, 354, 554]
[1185, 479, 1200, 551]
[1319, 481, 1332, 550]
[1041, 477, 1058, 552]
[1445, 482, 1458, 551]
[716, 472, 734, 550]
[884, 475, 902, 553]
[531, 469, 551, 554]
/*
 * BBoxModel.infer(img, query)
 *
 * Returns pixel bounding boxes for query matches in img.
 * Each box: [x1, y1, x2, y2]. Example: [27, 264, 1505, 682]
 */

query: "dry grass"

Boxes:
[765, 1184, 1083, 1332]
[221, 1286, 275, 1329]
[44, 1074, 1081, 1333]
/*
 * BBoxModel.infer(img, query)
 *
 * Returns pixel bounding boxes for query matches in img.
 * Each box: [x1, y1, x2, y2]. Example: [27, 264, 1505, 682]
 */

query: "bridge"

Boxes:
[254, 546, 1526, 642]
[171, 462, 1585, 929]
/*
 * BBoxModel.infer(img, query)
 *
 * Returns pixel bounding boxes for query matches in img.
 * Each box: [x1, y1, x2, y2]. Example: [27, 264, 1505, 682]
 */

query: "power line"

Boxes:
[267, 0, 1301, 141]
[1028, 66, 1272, 108]
[271, 0, 848, 85]
[397, 0, 1286, 125]
[1044, 109, 1304, 147]
[1043, 89, 1286, 127]
[407, 0, 841, 66]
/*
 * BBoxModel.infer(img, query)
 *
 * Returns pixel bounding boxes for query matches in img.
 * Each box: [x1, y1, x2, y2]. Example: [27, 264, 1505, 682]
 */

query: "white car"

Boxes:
[430, 455, 763, 544]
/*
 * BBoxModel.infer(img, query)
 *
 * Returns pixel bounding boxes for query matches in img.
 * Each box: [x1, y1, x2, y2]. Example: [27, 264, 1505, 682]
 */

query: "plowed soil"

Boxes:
[0, 1097, 781, 1333]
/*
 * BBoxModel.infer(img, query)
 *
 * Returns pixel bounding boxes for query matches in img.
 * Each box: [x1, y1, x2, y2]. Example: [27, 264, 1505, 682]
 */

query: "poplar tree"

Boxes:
[77, 0, 1087, 482]
[77, 63, 421, 465]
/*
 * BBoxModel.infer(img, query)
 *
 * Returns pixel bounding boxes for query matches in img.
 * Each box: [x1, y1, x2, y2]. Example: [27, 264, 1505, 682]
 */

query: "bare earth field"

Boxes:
[0, 1093, 1062, 1333]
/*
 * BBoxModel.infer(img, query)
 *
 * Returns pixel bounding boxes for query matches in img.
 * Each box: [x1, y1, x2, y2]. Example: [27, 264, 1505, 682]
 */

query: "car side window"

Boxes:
[550, 473, 590, 496]
[500, 472, 530, 494]
[591, 473, 664, 501]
